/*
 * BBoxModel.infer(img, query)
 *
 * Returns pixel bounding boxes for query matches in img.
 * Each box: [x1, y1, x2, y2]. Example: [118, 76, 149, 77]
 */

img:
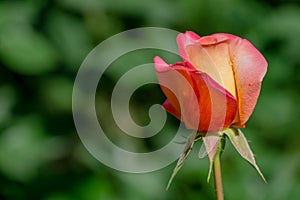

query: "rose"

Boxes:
[154, 31, 267, 133]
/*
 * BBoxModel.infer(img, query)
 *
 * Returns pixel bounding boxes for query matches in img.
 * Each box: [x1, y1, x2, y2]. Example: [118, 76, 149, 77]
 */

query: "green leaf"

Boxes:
[0, 26, 58, 75]
[46, 10, 92, 71]
[224, 128, 267, 183]
[166, 131, 199, 190]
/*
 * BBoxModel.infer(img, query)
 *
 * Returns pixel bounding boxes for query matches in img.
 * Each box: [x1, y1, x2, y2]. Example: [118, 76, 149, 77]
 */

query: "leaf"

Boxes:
[224, 128, 266, 183]
[0, 27, 58, 75]
[202, 132, 221, 182]
[166, 131, 199, 190]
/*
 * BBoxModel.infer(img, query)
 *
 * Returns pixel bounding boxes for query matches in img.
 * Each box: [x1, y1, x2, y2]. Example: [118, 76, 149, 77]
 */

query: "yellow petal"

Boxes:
[185, 43, 236, 98]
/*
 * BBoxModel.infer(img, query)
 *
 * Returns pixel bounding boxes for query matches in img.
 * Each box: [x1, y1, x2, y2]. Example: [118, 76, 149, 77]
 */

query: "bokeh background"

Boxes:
[1, 0, 300, 199]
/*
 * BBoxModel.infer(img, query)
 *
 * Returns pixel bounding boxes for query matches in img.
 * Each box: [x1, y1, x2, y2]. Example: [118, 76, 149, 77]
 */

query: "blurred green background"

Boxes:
[1, 0, 300, 199]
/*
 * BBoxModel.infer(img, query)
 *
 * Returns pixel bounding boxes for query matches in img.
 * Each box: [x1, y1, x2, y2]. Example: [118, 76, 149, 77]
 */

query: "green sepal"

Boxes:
[224, 128, 267, 183]
[166, 131, 199, 190]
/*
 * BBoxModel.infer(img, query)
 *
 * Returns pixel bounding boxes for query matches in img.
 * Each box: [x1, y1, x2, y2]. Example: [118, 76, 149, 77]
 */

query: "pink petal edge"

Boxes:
[154, 56, 170, 72]
[228, 37, 268, 125]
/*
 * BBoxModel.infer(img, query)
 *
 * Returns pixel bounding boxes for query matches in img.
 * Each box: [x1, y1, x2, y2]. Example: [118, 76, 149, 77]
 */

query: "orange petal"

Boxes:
[177, 32, 236, 98]
[154, 56, 237, 132]
[154, 64, 200, 129]
[176, 32, 268, 127]
[185, 43, 237, 98]
[154, 56, 186, 114]
[190, 72, 237, 132]
[162, 100, 181, 120]
[224, 35, 268, 126]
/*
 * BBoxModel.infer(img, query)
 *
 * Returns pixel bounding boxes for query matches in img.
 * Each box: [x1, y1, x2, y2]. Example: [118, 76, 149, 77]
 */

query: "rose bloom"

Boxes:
[154, 31, 267, 133]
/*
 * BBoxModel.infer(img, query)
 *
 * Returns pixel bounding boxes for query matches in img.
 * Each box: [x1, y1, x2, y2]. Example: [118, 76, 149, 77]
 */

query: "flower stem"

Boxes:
[213, 136, 225, 200]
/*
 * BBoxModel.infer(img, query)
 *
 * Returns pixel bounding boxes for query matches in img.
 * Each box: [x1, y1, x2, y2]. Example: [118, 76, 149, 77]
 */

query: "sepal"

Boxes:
[223, 128, 266, 183]
[202, 132, 222, 182]
[166, 132, 199, 190]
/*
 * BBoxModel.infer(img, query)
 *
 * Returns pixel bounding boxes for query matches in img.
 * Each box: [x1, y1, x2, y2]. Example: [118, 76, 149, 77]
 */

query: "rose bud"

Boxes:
[154, 31, 267, 133]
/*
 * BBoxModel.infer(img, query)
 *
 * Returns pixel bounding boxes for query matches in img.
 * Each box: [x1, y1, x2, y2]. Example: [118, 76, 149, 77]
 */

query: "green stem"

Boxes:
[213, 136, 225, 200]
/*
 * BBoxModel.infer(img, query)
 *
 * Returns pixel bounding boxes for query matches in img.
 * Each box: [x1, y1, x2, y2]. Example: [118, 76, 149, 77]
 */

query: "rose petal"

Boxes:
[154, 56, 170, 72]
[157, 71, 199, 129]
[154, 56, 194, 116]
[185, 31, 201, 40]
[176, 32, 268, 127]
[224, 35, 268, 126]
[197, 34, 228, 46]
[185, 43, 237, 99]
[154, 57, 237, 132]
[190, 72, 237, 132]
[177, 32, 199, 63]
[162, 100, 181, 120]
